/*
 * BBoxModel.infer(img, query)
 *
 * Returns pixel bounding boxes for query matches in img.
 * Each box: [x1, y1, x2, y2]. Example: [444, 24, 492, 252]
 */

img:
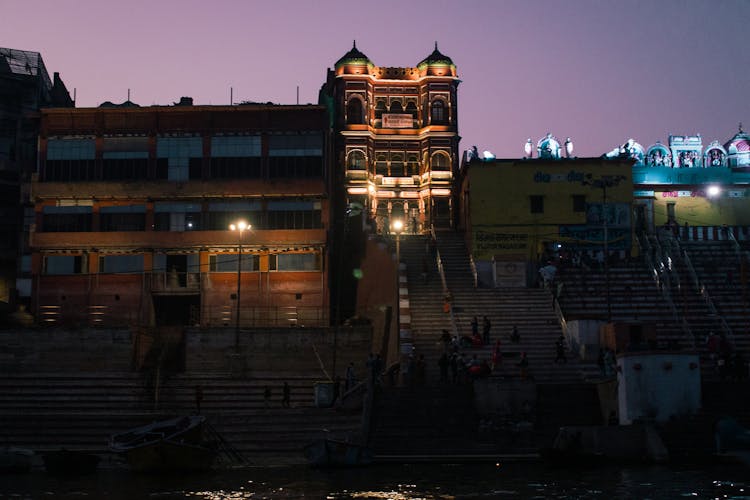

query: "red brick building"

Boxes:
[29, 103, 331, 328]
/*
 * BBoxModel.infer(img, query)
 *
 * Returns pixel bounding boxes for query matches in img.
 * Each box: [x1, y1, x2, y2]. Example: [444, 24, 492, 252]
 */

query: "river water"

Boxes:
[2, 462, 748, 499]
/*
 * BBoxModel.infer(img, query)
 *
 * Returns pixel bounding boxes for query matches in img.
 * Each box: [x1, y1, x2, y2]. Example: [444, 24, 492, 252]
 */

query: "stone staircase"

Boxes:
[432, 231, 598, 384]
[0, 370, 362, 464]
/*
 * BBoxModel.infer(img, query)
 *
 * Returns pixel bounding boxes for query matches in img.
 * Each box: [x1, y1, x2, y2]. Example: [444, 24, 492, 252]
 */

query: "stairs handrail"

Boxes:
[678, 240, 735, 345]
[636, 232, 694, 346]
[657, 232, 683, 293]
[468, 253, 478, 289]
[430, 226, 448, 294]
[552, 291, 569, 341]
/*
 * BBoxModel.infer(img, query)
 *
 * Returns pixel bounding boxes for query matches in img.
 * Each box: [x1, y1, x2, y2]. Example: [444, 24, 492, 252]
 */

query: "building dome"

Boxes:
[724, 124, 750, 167]
[417, 43, 456, 77]
[645, 141, 672, 167]
[724, 127, 750, 154]
[334, 41, 374, 75]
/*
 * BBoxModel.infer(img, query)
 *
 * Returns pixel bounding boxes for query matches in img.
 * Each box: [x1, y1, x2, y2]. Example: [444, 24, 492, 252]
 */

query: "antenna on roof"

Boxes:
[127, 88, 130, 101]
[353, 40, 357, 49]
[435, 41, 438, 51]
[73, 88, 76, 105]
[296, 85, 299, 105]
[740, 122, 744, 133]
[230, 87, 233, 105]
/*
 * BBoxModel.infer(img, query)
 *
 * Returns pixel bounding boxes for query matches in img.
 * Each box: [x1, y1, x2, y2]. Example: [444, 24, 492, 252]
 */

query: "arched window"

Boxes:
[390, 153, 404, 176]
[346, 98, 364, 125]
[374, 100, 387, 120]
[347, 150, 366, 170]
[431, 152, 450, 171]
[431, 100, 447, 124]
[375, 153, 388, 176]
[389, 101, 403, 113]
[405, 101, 417, 119]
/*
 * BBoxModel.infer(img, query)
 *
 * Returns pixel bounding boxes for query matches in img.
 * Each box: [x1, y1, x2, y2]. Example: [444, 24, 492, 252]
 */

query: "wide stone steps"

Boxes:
[0, 371, 363, 462]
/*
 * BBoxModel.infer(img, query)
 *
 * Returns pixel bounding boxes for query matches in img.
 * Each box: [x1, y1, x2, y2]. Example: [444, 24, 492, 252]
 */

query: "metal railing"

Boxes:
[636, 232, 694, 346]
[468, 253, 478, 289]
[676, 239, 735, 345]
[150, 271, 201, 292]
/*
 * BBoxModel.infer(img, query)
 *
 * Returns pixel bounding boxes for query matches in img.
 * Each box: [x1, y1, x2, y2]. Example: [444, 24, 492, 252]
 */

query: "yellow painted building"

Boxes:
[459, 154, 633, 286]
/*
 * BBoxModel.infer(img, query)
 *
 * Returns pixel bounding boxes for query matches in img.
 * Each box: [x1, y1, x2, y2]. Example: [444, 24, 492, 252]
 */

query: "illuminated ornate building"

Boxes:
[28, 103, 331, 328]
[606, 127, 750, 239]
[320, 42, 460, 233]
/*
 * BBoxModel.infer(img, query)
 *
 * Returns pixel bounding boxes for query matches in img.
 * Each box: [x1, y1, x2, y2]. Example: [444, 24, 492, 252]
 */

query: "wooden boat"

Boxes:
[110, 415, 217, 473]
[303, 438, 373, 467]
[0, 447, 34, 474]
[42, 449, 100, 475]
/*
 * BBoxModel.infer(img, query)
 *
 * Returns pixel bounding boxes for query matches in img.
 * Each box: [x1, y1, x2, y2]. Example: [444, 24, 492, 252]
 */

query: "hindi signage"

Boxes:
[382, 114, 413, 128]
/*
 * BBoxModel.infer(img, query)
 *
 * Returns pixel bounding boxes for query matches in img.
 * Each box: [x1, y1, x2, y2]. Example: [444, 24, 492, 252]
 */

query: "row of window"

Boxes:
[346, 150, 450, 173]
[346, 98, 449, 126]
[42, 156, 322, 182]
[41, 209, 323, 232]
[43, 253, 321, 275]
[530, 195, 587, 214]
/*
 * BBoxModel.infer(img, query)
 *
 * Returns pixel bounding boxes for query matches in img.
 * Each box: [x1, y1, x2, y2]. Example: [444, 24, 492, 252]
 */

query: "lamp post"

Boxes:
[229, 221, 249, 351]
[582, 175, 625, 322]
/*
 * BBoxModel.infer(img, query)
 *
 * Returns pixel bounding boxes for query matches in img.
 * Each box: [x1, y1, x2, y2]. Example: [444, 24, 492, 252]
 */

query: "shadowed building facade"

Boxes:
[0, 47, 72, 311]
[29, 103, 332, 328]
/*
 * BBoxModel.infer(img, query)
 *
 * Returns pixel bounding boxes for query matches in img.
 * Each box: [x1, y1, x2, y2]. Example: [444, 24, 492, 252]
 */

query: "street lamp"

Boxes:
[582, 175, 625, 322]
[229, 220, 249, 350]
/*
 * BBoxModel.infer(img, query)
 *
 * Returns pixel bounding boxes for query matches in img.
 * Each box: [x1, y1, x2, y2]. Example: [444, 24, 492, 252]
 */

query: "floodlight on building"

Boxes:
[707, 185, 721, 197]
[483, 151, 495, 160]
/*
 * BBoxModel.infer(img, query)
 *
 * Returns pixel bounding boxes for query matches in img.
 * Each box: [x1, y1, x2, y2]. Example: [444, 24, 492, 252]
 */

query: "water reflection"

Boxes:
[2, 463, 749, 499]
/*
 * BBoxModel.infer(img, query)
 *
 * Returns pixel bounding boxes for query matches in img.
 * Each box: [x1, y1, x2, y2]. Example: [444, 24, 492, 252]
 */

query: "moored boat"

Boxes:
[110, 415, 217, 472]
[303, 438, 373, 467]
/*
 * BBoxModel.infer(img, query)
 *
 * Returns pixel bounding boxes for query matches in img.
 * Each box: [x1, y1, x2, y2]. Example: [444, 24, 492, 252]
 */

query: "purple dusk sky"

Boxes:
[4, 0, 748, 157]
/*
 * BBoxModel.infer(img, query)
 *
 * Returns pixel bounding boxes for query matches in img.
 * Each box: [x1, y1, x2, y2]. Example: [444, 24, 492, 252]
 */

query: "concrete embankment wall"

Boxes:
[0, 325, 373, 375]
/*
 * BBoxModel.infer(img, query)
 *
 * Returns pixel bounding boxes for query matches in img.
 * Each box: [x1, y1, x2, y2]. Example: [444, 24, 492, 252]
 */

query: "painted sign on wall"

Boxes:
[382, 114, 413, 128]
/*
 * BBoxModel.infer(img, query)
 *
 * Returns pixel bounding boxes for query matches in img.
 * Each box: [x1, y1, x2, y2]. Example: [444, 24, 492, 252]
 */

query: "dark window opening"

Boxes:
[43, 160, 96, 182]
[573, 195, 586, 213]
[530, 195, 544, 214]
[100, 213, 146, 232]
[268, 156, 322, 178]
[42, 213, 92, 232]
[209, 157, 262, 179]
[346, 98, 364, 125]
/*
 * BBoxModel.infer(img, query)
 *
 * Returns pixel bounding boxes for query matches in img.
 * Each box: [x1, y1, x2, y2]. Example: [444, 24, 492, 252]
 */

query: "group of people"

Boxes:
[438, 324, 528, 382]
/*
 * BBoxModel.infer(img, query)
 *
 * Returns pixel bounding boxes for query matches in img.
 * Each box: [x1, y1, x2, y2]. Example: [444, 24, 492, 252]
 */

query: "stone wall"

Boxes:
[184, 325, 373, 375]
[0, 328, 134, 372]
[0, 324, 373, 377]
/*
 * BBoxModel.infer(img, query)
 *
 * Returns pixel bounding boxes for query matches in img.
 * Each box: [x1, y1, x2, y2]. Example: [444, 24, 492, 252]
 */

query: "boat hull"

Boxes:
[304, 439, 373, 467]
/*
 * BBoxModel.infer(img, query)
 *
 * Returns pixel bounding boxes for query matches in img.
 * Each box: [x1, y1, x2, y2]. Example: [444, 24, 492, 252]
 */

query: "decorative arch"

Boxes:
[389, 100, 404, 113]
[431, 151, 451, 171]
[346, 95, 365, 125]
[346, 149, 366, 170]
[645, 142, 673, 167]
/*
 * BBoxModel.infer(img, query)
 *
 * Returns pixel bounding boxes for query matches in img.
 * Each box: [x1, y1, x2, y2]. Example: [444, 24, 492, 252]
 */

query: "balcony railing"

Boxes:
[150, 271, 201, 292]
